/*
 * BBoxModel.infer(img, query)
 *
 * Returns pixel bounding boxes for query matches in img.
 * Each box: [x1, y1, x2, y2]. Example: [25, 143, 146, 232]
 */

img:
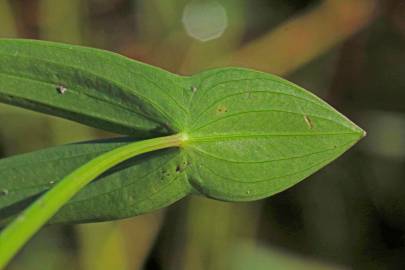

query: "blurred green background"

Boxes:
[1, 0, 404, 269]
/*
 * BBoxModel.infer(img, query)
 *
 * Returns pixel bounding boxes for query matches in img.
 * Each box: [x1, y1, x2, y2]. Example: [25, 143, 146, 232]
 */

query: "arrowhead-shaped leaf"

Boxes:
[0, 39, 365, 223]
[184, 68, 364, 200]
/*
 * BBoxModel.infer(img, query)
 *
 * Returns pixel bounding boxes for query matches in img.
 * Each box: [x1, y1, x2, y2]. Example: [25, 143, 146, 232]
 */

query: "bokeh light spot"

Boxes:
[182, 1, 228, 42]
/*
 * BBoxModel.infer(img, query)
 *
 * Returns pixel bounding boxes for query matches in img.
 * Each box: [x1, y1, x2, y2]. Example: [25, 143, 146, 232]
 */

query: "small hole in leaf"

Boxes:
[176, 165, 181, 173]
[56, 85, 67, 94]
[163, 122, 171, 130]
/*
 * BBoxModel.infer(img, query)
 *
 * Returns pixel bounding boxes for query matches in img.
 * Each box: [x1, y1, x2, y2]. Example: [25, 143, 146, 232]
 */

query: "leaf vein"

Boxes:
[197, 145, 349, 184]
[190, 141, 352, 164]
[191, 110, 355, 132]
[191, 90, 340, 129]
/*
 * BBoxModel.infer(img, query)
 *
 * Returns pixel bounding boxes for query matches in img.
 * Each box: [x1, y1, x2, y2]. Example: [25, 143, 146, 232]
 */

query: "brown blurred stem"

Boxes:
[0, 0, 17, 37]
[227, 0, 377, 76]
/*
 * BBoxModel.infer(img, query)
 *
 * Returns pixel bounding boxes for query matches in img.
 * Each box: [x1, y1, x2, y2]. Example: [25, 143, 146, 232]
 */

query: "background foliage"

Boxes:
[0, 0, 404, 269]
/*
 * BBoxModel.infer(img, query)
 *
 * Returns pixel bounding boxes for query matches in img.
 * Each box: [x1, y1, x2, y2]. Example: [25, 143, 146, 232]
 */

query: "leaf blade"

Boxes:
[0, 138, 190, 224]
[0, 39, 189, 136]
[0, 41, 365, 223]
[185, 68, 364, 200]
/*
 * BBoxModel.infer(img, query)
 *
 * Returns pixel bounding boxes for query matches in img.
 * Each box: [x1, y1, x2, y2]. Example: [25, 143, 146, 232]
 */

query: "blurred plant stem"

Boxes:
[227, 0, 377, 76]
[230, 242, 344, 270]
[118, 212, 165, 270]
[77, 208, 163, 270]
[39, 0, 84, 44]
[182, 198, 262, 270]
[0, 0, 17, 37]
[77, 212, 164, 270]
[77, 223, 129, 270]
[125, 0, 246, 74]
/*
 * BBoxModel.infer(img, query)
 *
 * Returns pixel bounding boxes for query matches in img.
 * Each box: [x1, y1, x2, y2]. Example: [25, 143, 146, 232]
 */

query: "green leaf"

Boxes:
[0, 39, 188, 137]
[0, 39, 365, 223]
[184, 68, 364, 200]
[0, 137, 190, 224]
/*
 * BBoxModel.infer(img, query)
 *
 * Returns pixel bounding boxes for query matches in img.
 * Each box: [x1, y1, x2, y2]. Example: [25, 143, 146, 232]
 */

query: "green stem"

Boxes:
[0, 133, 187, 269]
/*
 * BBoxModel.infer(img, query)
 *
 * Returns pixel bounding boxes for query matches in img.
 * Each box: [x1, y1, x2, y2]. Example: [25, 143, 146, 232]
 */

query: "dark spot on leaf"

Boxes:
[217, 105, 228, 113]
[163, 122, 171, 130]
[162, 169, 170, 177]
[183, 160, 191, 167]
[0, 189, 9, 196]
[176, 165, 181, 173]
